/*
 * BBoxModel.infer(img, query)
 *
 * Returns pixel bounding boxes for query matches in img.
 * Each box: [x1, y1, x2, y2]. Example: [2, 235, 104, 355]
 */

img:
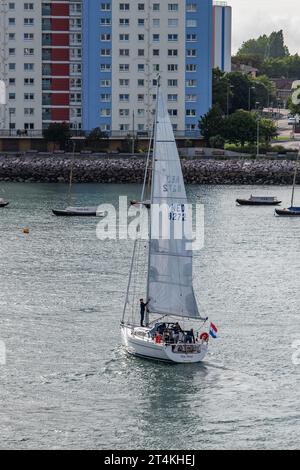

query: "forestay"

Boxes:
[148, 88, 200, 319]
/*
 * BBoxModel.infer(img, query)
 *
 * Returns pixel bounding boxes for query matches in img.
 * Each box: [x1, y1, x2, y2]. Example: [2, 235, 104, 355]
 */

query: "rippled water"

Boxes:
[0, 183, 300, 450]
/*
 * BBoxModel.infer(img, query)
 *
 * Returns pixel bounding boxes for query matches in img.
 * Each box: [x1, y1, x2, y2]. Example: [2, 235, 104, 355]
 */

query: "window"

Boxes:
[186, 109, 196, 117]
[186, 64, 197, 72]
[168, 4, 178, 12]
[138, 49, 144, 56]
[9, 92, 16, 100]
[9, 78, 15, 85]
[119, 18, 130, 26]
[138, 19, 145, 26]
[101, 18, 111, 25]
[168, 64, 178, 72]
[119, 79, 129, 86]
[9, 3, 15, 10]
[138, 64, 145, 72]
[187, 19, 197, 27]
[119, 94, 129, 102]
[138, 79, 144, 87]
[101, 33, 111, 41]
[153, 4, 160, 11]
[24, 18, 34, 26]
[24, 93, 34, 100]
[119, 34, 129, 41]
[100, 108, 111, 116]
[168, 49, 178, 56]
[119, 64, 129, 72]
[168, 94, 178, 102]
[24, 48, 34, 55]
[24, 63, 34, 71]
[8, 33, 15, 40]
[9, 48, 15, 55]
[186, 3, 197, 12]
[168, 19, 178, 27]
[8, 18, 16, 26]
[168, 34, 178, 42]
[24, 2, 34, 10]
[24, 78, 34, 85]
[138, 3, 145, 10]
[187, 33, 197, 42]
[24, 108, 34, 115]
[153, 19, 160, 27]
[100, 79, 111, 87]
[9, 63, 16, 70]
[186, 94, 197, 102]
[101, 3, 111, 10]
[24, 33, 34, 40]
[153, 34, 160, 42]
[168, 109, 178, 116]
[138, 34, 144, 41]
[119, 109, 130, 117]
[168, 79, 178, 87]
[119, 49, 129, 56]
[100, 64, 111, 72]
[187, 49, 197, 57]
[100, 49, 111, 56]
[153, 49, 160, 56]
[120, 3, 130, 11]
[186, 79, 197, 87]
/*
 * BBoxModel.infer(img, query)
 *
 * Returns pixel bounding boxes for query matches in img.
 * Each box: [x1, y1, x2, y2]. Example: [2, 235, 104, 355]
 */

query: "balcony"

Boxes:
[42, 5, 51, 16]
[42, 79, 52, 91]
[42, 110, 51, 121]
[42, 94, 51, 106]
[42, 20, 51, 31]
[42, 36, 52, 47]
[42, 65, 52, 75]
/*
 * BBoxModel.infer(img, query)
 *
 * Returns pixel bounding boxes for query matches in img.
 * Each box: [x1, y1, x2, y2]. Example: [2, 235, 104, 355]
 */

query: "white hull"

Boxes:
[121, 324, 208, 364]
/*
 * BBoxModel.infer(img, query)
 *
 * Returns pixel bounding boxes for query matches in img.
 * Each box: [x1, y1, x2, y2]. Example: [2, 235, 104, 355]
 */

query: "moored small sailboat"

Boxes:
[236, 195, 281, 206]
[120, 82, 212, 364]
[0, 198, 9, 208]
[275, 151, 300, 217]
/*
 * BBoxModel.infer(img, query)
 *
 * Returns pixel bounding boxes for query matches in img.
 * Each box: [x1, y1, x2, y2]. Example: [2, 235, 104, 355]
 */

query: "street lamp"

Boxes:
[248, 86, 255, 111]
[256, 102, 261, 158]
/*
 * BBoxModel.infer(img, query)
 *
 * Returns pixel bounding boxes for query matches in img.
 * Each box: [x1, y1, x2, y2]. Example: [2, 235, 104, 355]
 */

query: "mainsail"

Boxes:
[147, 87, 200, 319]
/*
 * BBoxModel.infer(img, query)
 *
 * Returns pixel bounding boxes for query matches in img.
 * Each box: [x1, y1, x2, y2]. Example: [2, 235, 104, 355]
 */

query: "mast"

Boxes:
[291, 150, 299, 208]
[145, 77, 160, 326]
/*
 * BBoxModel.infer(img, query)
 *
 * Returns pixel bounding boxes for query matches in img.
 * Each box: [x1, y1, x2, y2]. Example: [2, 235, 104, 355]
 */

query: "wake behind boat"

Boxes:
[52, 206, 104, 217]
[236, 196, 281, 206]
[0, 198, 9, 208]
[120, 82, 212, 364]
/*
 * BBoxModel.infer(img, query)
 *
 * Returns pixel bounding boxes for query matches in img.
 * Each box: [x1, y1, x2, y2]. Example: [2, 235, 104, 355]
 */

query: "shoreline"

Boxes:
[0, 154, 299, 185]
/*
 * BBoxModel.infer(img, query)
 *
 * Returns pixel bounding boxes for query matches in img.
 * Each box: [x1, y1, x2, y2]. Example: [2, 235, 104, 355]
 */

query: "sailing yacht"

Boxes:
[52, 141, 103, 217]
[120, 85, 210, 363]
[275, 150, 300, 217]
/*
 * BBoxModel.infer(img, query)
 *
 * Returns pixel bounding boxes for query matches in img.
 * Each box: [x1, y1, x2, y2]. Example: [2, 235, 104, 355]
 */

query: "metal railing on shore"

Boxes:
[0, 129, 202, 139]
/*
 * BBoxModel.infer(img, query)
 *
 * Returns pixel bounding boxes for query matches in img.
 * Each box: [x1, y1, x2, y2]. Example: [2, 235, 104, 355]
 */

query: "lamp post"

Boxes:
[256, 102, 261, 158]
[248, 86, 255, 111]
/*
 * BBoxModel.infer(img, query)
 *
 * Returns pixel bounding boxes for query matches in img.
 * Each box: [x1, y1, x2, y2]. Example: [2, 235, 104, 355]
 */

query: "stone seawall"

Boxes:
[0, 154, 299, 185]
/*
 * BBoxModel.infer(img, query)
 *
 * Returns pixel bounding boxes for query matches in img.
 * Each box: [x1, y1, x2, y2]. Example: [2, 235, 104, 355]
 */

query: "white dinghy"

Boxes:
[121, 83, 210, 364]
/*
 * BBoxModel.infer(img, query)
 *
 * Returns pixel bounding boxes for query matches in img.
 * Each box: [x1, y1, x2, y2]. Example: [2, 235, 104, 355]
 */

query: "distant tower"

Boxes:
[213, 2, 232, 72]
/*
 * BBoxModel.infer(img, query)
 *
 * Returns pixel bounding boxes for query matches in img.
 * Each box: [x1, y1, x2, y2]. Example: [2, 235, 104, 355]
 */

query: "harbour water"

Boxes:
[0, 183, 300, 450]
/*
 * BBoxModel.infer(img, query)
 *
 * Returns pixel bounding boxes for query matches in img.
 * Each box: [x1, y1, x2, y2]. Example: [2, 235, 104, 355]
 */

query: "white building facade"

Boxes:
[213, 2, 232, 73]
[83, 0, 213, 135]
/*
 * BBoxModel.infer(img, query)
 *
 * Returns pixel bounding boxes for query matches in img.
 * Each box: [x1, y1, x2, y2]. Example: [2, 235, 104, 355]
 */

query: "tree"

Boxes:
[43, 122, 71, 150]
[212, 68, 231, 114]
[225, 110, 257, 147]
[237, 30, 289, 59]
[85, 127, 109, 151]
[198, 105, 226, 146]
[226, 72, 253, 112]
[259, 118, 278, 144]
[288, 90, 300, 116]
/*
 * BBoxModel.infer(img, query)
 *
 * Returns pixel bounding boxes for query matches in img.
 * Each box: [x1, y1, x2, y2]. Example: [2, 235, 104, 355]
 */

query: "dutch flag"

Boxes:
[209, 323, 218, 339]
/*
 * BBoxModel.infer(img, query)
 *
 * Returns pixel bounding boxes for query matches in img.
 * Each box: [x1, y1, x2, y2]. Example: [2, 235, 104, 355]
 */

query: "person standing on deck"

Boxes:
[140, 299, 150, 327]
